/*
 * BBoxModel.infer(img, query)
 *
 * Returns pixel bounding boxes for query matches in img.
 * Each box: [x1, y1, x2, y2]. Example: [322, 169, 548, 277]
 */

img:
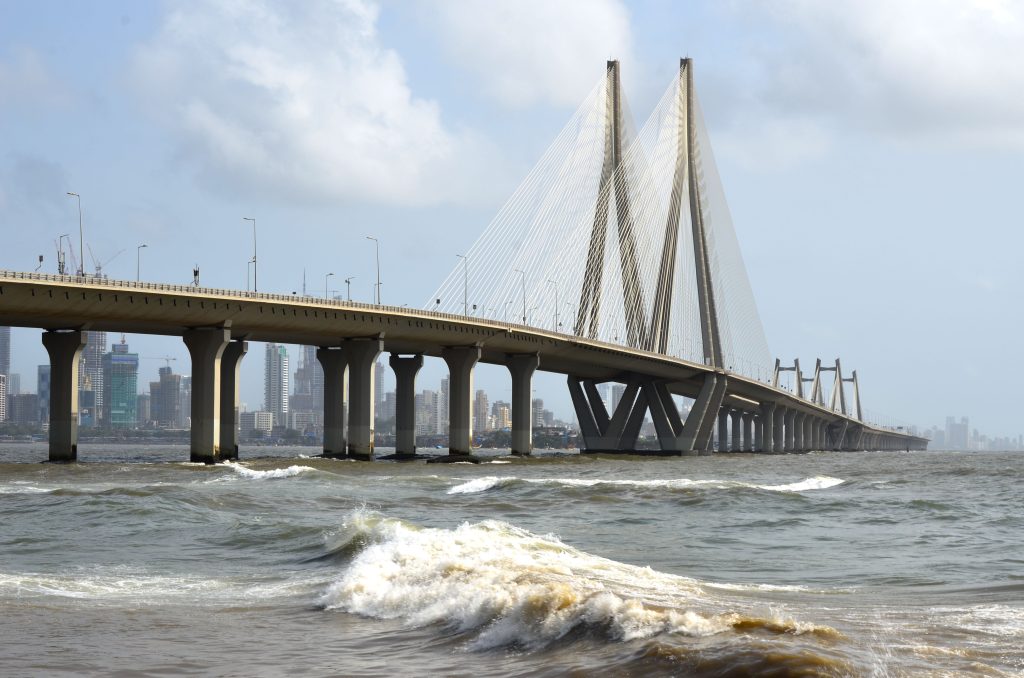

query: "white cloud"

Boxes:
[0, 48, 70, 109]
[133, 0, 496, 206]
[428, 0, 634, 108]
[745, 0, 1024, 148]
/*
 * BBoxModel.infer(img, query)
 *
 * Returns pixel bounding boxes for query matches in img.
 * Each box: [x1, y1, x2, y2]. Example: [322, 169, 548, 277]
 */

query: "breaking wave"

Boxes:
[447, 475, 845, 495]
[319, 510, 837, 651]
[222, 462, 318, 480]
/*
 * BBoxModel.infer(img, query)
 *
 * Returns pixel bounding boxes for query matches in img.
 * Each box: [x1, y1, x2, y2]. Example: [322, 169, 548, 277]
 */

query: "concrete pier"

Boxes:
[773, 406, 786, 452]
[742, 412, 754, 452]
[507, 353, 539, 456]
[442, 346, 481, 456]
[794, 412, 805, 452]
[718, 409, 729, 451]
[41, 330, 86, 462]
[183, 327, 231, 464]
[346, 339, 382, 460]
[760, 403, 775, 453]
[784, 409, 796, 452]
[218, 339, 247, 461]
[730, 410, 742, 452]
[317, 347, 348, 458]
[389, 353, 423, 457]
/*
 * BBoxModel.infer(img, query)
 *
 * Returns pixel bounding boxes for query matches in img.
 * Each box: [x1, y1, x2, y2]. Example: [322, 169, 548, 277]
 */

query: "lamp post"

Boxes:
[456, 254, 469, 316]
[344, 276, 355, 301]
[513, 268, 526, 324]
[547, 279, 559, 331]
[366, 236, 380, 304]
[66, 192, 83, 275]
[243, 217, 256, 291]
[325, 272, 334, 299]
[136, 244, 147, 282]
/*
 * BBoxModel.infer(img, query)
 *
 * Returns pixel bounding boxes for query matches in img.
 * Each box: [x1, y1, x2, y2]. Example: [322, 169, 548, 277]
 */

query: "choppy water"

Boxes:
[1, 444, 1021, 676]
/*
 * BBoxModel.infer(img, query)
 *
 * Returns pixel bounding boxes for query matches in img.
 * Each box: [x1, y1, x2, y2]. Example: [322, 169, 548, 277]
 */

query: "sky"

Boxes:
[1, 0, 1022, 436]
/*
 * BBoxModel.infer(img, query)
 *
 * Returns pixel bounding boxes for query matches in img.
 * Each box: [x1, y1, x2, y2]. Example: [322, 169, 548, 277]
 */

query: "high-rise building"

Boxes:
[0, 374, 6, 422]
[416, 390, 438, 436]
[439, 377, 450, 435]
[374, 359, 385, 418]
[473, 389, 489, 433]
[7, 373, 19, 395]
[291, 346, 323, 415]
[240, 411, 274, 438]
[264, 343, 289, 426]
[136, 393, 151, 427]
[610, 384, 625, 414]
[37, 365, 50, 424]
[8, 393, 39, 424]
[151, 366, 182, 427]
[532, 398, 545, 427]
[101, 338, 139, 429]
[945, 416, 969, 450]
[491, 400, 511, 430]
[78, 331, 107, 425]
[179, 376, 192, 428]
[0, 326, 10, 380]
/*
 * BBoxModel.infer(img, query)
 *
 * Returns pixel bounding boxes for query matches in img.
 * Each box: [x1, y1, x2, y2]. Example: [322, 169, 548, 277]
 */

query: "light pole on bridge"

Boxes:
[243, 217, 256, 292]
[513, 268, 526, 324]
[136, 244, 147, 282]
[344, 276, 355, 301]
[457, 253, 469, 316]
[325, 272, 334, 300]
[65, 192, 84, 275]
[366, 236, 380, 305]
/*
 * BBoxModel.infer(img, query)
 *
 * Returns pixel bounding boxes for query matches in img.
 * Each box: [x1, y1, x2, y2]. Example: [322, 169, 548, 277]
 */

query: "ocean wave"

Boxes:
[447, 475, 844, 496]
[320, 510, 836, 651]
[0, 483, 53, 495]
[222, 462, 318, 480]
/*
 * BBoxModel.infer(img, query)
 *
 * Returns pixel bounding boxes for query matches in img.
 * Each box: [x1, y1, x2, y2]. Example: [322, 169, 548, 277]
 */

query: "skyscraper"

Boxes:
[150, 366, 182, 427]
[0, 326, 10, 380]
[37, 365, 50, 424]
[78, 330, 106, 425]
[0, 374, 6, 422]
[473, 389, 489, 433]
[264, 343, 289, 427]
[102, 338, 139, 429]
[291, 345, 323, 415]
[374, 359, 385, 418]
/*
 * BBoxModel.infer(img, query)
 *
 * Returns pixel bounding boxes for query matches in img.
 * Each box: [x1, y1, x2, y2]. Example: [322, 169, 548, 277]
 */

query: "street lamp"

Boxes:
[136, 244, 147, 282]
[325, 272, 334, 299]
[57, 233, 70, 274]
[547, 279, 559, 331]
[344, 276, 355, 301]
[243, 217, 256, 291]
[456, 254, 469, 316]
[66, 192, 83, 275]
[366, 236, 380, 304]
[513, 268, 526, 324]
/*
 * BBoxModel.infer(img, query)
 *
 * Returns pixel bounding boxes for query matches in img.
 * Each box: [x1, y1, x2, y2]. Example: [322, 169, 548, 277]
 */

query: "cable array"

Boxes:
[427, 65, 772, 380]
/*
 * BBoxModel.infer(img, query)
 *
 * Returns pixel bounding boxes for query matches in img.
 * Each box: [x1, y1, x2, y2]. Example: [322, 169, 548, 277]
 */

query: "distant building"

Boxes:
[382, 391, 396, 422]
[78, 331, 106, 426]
[7, 373, 19, 396]
[610, 384, 625, 414]
[37, 365, 50, 423]
[150, 366, 182, 427]
[291, 345, 323, 415]
[287, 409, 319, 434]
[439, 377, 449, 435]
[102, 338, 139, 428]
[136, 393, 151, 427]
[491, 400, 511, 430]
[945, 416, 969, 450]
[240, 410, 274, 438]
[8, 393, 39, 425]
[416, 390, 438, 436]
[532, 398, 545, 427]
[374, 359, 385, 419]
[264, 343, 289, 426]
[0, 326, 10, 378]
[473, 389, 489, 432]
[0, 374, 6, 422]
[180, 376, 191, 428]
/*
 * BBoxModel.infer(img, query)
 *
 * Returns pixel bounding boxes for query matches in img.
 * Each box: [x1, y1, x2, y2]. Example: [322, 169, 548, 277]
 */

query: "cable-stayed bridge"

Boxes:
[0, 60, 927, 463]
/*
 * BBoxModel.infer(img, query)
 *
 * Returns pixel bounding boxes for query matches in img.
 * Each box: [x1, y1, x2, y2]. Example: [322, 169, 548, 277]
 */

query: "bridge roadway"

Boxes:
[0, 270, 927, 462]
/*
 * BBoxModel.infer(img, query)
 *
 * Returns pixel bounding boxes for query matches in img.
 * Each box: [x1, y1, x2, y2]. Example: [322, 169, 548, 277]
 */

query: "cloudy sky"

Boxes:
[2, 0, 1022, 437]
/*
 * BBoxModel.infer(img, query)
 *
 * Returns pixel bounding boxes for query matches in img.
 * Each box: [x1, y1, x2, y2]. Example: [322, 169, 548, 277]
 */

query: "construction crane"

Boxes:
[141, 356, 178, 369]
[87, 244, 126, 278]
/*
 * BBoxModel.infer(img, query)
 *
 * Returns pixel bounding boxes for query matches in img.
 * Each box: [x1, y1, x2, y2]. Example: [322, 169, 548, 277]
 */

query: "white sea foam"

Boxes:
[223, 462, 317, 480]
[447, 475, 845, 495]
[0, 483, 52, 494]
[320, 510, 832, 650]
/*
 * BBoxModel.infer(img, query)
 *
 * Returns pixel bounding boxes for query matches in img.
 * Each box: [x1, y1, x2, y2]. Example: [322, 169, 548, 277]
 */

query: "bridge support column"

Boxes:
[730, 410, 742, 452]
[816, 419, 826, 450]
[347, 339, 382, 460]
[317, 347, 348, 458]
[507, 354, 539, 456]
[183, 328, 231, 464]
[389, 353, 423, 457]
[443, 346, 481, 456]
[803, 415, 815, 451]
[718, 409, 729, 452]
[784, 409, 796, 452]
[795, 412, 807, 451]
[41, 330, 86, 462]
[773, 406, 786, 452]
[218, 339, 247, 461]
[759, 403, 775, 453]
[742, 412, 754, 452]
[681, 374, 725, 454]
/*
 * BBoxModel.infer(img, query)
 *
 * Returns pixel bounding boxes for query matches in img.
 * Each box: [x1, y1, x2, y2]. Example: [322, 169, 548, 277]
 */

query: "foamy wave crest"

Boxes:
[224, 462, 317, 480]
[447, 476, 844, 495]
[320, 510, 834, 650]
[0, 483, 53, 495]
